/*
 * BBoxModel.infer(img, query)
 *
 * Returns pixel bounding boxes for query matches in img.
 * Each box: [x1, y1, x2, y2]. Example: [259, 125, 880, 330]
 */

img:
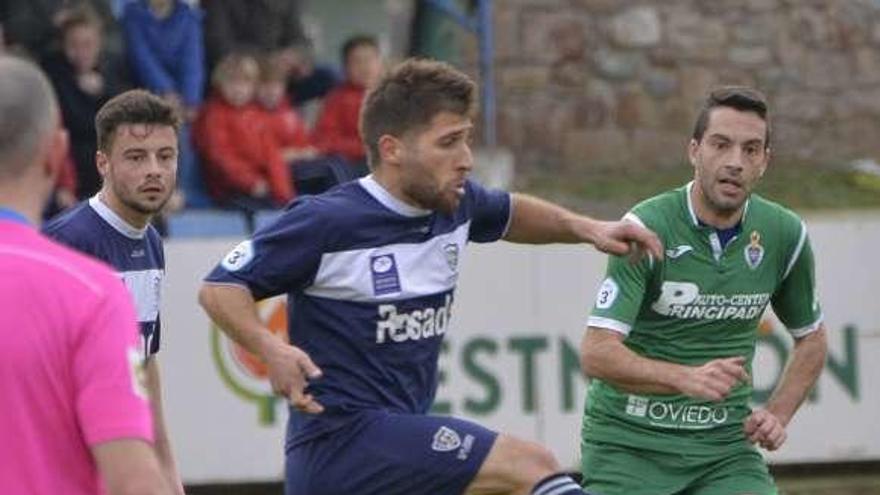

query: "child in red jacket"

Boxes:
[194, 53, 293, 207]
[256, 59, 317, 164]
[312, 35, 382, 168]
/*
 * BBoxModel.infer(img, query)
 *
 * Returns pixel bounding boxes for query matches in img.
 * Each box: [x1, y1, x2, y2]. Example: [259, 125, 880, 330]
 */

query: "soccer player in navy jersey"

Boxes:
[199, 59, 663, 495]
[44, 90, 184, 494]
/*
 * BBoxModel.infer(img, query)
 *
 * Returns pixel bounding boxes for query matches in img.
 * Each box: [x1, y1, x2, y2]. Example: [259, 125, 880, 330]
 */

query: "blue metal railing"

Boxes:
[423, 0, 496, 147]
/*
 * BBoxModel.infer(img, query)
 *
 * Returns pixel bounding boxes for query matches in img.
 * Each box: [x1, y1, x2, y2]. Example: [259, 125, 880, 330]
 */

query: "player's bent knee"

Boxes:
[474, 434, 561, 492]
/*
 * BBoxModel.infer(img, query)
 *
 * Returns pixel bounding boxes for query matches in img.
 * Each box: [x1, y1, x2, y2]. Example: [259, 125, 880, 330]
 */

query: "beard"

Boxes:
[113, 182, 172, 216]
[699, 174, 747, 215]
[402, 179, 450, 214]
[399, 154, 462, 215]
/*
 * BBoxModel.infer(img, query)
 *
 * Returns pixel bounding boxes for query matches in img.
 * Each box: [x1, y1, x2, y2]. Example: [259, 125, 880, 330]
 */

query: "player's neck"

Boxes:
[0, 177, 48, 225]
[690, 184, 744, 230]
[98, 190, 152, 230]
[0, 196, 41, 226]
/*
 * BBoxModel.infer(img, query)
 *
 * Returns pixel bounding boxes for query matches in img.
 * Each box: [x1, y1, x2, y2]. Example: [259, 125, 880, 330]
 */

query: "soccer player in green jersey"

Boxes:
[579, 87, 828, 495]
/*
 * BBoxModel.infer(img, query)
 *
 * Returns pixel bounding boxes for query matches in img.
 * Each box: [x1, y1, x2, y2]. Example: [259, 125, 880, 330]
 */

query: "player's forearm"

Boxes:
[580, 328, 685, 395]
[144, 360, 185, 495]
[765, 325, 827, 426]
[198, 284, 281, 358]
[503, 193, 599, 244]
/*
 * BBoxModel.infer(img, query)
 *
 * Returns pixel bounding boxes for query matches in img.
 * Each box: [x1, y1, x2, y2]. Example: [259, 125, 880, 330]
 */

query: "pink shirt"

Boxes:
[0, 219, 153, 494]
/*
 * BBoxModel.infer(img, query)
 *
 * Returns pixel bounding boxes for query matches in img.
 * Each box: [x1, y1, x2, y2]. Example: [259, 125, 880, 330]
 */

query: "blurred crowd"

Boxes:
[0, 0, 384, 226]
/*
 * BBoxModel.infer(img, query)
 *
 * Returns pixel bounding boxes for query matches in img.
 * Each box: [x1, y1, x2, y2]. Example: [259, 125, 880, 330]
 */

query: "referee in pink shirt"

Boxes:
[0, 56, 171, 495]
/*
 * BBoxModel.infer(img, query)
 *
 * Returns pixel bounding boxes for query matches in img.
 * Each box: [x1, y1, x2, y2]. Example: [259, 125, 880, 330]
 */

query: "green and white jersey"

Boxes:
[582, 182, 822, 456]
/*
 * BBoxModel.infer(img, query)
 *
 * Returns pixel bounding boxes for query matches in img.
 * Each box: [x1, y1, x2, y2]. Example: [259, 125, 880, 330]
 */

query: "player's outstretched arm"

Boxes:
[745, 325, 827, 451]
[92, 439, 172, 495]
[502, 194, 664, 260]
[581, 327, 749, 401]
[198, 284, 324, 413]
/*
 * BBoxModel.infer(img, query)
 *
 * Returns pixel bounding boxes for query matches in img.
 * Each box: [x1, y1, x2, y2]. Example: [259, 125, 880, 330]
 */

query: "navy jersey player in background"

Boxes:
[44, 90, 185, 494]
[200, 59, 663, 495]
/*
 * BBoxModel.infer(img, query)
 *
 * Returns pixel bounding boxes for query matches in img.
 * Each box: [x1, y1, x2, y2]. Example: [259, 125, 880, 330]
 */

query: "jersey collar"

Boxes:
[358, 175, 432, 218]
[0, 207, 31, 226]
[88, 194, 148, 239]
[684, 181, 751, 229]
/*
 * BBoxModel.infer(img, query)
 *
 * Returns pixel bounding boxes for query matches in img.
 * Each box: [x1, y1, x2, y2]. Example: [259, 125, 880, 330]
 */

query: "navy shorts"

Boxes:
[285, 411, 499, 495]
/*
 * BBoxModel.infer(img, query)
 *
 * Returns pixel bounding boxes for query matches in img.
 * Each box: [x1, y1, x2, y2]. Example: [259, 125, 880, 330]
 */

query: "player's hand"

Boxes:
[745, 408, 787, 451]
[590, 220, 664, 262]
[263, 341, 324, 414]
[678, 356, 749, 402]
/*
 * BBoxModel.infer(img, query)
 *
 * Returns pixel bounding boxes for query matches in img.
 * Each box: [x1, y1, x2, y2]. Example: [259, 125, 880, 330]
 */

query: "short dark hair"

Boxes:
[692, 86, 770, 147]
[58, 4, 103, 37]
[341, 34, 379, 65]
[360, 58, 476, 168]
[95, 90, 180, 152]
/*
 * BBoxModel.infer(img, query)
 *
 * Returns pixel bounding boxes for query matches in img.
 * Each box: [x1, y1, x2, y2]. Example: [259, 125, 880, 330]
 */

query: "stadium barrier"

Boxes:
[160, 214, 880, 484]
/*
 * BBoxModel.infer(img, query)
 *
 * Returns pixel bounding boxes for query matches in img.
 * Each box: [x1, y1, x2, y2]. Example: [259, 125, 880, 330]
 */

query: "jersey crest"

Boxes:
[744, 230, 765, 270]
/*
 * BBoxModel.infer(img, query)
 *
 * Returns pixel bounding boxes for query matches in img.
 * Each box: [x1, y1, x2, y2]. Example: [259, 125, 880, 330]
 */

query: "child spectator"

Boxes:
[194, 53, 293, 210]
[312, 34, 383, 176]
[256, 57, 317, 163]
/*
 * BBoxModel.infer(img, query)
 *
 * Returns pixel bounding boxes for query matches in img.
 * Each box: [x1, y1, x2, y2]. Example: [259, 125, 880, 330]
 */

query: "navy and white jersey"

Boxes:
[205, 176, 512, 445]
[43, 196, 165, 358]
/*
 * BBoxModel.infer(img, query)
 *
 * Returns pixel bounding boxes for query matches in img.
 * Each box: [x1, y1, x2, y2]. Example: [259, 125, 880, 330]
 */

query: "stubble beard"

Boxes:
[114, 182, 171, 217]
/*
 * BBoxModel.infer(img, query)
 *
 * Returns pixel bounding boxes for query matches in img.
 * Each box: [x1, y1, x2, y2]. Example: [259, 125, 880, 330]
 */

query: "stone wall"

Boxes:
[472, 0, 880, 171]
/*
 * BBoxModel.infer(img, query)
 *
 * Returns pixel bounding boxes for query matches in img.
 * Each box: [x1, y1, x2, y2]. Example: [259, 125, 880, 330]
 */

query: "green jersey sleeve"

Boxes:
[771, 222, 823, 338]
[588, 248, 653, 336]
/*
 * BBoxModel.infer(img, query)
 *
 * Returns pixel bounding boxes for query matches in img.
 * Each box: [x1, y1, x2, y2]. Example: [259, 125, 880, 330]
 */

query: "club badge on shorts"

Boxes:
[744, 230, 764, 270]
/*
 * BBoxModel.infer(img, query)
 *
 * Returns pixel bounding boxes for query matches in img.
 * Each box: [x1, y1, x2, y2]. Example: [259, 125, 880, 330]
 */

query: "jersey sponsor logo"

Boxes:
[595, 277, 619, 309]
[651, 281, 770, 320]
[625, 395, 729, 429]
[370, 254, 402, 295]
[744, 230, 765, 270]
[119, 269, 163, 323]
[221, 240, 255, 272]
[376, 294, 453, 344]
[443, 243, 460, 272]
[665, 245, 693, 259]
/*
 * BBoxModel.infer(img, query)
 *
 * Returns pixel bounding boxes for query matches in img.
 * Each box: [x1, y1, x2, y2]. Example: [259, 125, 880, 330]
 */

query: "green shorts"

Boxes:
[581, 440, 777, 495]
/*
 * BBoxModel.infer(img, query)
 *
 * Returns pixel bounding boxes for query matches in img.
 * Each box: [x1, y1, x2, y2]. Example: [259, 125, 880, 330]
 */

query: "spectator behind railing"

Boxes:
[42, 4, 130, 199]
[122, 0, 209, 207]
[202, 0, 338, 105]
[194, 53, 293, 214]
[3, 0, 124, 60]
[312, 34, 383, 178]
[256, 57, 318, 164]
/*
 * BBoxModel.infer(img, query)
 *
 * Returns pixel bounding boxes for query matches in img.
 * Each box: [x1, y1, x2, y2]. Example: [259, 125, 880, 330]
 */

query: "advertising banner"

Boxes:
[160, 216, 880, 483]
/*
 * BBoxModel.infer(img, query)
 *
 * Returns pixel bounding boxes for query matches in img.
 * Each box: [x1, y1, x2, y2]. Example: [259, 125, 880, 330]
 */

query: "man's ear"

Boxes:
[44, 127, 69, 181]
[377, 134, 402, 167]
[687, 138, 699, 169]
[758, 147, 771, 178]
[96, 148, 110, 179]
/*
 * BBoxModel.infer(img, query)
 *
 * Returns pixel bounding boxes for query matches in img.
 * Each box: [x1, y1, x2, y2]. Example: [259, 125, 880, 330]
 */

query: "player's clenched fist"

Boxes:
[744, 408, 787, 451]
[677, 356, 749, 402]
